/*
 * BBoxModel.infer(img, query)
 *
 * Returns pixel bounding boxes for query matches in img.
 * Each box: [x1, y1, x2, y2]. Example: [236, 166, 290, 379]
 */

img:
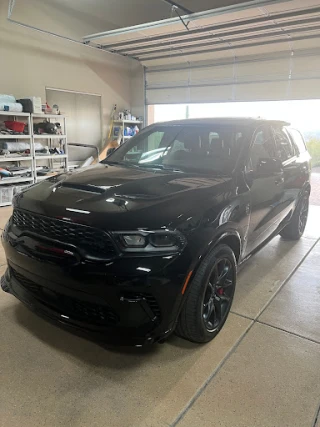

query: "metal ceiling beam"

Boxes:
[140, 33, 320, 61]
[160, 0, 193, 14]
[83, 0, 291, 42]
[100, 3, 320, 50]
[134, 23, 320, 58]
[116, 16, 320, 55]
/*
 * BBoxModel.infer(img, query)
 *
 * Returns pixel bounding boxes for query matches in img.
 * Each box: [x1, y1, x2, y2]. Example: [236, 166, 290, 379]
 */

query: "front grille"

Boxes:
[123, 292, 161, 320]
[12, 270, 41, 293]
[12, 209, 117, 258]
[11, 269, 119, 326]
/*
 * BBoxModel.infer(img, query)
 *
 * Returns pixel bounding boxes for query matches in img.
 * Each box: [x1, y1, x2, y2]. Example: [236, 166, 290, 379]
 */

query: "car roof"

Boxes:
[151, 117, 291, 127]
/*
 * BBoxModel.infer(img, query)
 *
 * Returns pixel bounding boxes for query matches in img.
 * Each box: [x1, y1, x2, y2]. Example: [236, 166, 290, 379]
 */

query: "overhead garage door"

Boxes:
[143, 0, 320, 104]
[83, 0, 320, 105]
[145, 48, 320, 104]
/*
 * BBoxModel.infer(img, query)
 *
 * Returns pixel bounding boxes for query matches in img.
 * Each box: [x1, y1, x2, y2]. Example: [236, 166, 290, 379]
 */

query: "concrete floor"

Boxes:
[0, 205, 320, 427]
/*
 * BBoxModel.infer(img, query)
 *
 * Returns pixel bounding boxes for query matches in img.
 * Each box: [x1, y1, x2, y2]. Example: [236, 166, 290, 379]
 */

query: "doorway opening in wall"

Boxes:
[149, 100, 320, 207]
[46, 88, 102, 167]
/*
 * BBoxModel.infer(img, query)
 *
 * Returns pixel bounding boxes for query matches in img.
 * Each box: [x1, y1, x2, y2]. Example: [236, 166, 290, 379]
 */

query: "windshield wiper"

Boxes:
[136, 164, 183, 173]
[103, 160, 137, 168]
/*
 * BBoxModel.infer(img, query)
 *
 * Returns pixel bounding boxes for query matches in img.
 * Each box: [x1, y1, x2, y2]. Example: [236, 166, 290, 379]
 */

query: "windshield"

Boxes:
[103, 124, 253, 174]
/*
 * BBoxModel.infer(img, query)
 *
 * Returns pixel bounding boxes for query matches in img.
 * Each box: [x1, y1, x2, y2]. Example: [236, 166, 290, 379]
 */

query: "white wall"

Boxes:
[0, 1, 145, 150]
[130, 62, 145, 121]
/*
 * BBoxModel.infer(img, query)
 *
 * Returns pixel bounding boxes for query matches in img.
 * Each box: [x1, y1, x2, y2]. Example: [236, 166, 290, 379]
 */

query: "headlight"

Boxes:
[121, 234, 147, 248]
[149, 234, 176, 247]
[114, 230, 186, 254]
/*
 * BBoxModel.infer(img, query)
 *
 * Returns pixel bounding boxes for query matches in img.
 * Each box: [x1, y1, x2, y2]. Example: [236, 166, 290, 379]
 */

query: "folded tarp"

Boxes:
[0, 141, 43, 152]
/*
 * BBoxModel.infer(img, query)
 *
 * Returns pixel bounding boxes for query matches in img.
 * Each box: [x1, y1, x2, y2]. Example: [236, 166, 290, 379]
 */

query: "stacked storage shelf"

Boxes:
[31, 114, 68, 182]
[0, 113, 69, 207]
[113, 119, 144, 144]
[0, 111, 34, 207]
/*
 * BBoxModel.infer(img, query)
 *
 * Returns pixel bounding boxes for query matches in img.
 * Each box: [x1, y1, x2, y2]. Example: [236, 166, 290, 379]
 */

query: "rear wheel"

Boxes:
[176, 244, 236, 344]
[280, 192, 309, 240]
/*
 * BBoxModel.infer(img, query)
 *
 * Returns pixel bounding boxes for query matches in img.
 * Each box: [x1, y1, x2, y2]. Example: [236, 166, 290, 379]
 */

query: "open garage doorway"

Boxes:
[149, 100, 320, 206]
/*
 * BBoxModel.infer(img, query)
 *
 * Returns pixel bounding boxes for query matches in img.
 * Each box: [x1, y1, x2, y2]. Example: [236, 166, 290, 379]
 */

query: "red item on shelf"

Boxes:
[4, 121, 25, 133]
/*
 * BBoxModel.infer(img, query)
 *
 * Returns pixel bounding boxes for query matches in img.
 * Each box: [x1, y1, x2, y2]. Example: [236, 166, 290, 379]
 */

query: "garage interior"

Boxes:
[1, 0, 320, 426]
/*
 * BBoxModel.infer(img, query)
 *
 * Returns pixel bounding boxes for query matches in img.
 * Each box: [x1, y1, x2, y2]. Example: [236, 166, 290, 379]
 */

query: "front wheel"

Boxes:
[280, 192, 309, 240]
[176, 244, 237, 344]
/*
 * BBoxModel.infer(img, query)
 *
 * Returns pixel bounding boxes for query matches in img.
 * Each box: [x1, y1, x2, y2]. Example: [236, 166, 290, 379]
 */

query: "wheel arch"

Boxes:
[214, 232, 242, 263]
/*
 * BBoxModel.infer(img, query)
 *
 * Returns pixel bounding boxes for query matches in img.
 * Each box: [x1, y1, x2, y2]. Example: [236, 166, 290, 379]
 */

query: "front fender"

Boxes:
[185, 223, 244, 276]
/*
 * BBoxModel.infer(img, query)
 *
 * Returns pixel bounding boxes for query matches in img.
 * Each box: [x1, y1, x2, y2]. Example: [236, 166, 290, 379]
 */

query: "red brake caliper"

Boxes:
[218, 288, 224, 296]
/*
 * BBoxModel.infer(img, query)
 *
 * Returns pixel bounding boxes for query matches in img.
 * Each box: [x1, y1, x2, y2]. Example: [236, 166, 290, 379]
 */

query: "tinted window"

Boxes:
[105, 124, 253, 174]
[273, 127, 295, 161]
[288, 129, 306, 154]
[248, 127, 275, 172]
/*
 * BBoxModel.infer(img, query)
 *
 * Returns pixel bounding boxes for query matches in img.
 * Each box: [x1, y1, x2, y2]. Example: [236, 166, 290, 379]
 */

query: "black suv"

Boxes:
[1, 118, 311, 346]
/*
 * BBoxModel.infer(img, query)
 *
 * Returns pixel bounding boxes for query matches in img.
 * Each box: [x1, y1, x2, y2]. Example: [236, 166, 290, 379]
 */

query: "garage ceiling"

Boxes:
[83, 0, 320, 67]
[12, 0, 258, 35]
[8, 0, 320, 104]
[78, 0, 320, 104]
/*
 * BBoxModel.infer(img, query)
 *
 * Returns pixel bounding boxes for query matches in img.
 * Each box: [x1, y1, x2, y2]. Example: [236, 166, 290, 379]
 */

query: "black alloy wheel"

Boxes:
[280, 192, 310, 240]
[202, 257, 235, 332]
[298, 195, 309, 235]
[176, 244, 237, 343]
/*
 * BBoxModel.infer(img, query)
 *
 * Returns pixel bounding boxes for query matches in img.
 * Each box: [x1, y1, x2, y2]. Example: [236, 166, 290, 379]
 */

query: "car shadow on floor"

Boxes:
[9, 301, 201, 365]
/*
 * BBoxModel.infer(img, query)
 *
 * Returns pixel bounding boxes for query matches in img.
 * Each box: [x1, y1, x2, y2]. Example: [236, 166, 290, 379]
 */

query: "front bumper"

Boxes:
[1, 223, 192, 346]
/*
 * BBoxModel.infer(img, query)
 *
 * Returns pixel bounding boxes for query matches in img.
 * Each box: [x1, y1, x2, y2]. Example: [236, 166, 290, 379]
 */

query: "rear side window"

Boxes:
[273, 126, 295, 162]
[288, 128, 307, 154]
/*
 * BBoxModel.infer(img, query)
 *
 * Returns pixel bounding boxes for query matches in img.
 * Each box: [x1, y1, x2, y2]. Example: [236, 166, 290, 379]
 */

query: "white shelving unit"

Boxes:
[113, 119, 143, 144]
[31, 114, 68, 183]
[0, 112, 70, 207]
[33, 134, 67, 139]
[0, 111, 34, 207]
[0, 134, 32, 139]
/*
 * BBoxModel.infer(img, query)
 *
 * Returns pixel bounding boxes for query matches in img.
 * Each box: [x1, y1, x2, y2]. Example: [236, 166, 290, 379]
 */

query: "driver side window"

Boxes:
[248, 127, 275, 172]
[273, 126, 295, 162]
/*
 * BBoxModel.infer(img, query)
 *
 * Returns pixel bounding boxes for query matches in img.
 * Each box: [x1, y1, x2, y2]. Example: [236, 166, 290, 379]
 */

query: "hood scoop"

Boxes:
[60, 182, 106, 194]
[114, 193, 157, 200]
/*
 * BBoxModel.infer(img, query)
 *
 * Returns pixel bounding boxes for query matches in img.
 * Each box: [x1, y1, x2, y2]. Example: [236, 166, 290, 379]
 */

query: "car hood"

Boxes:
[15, 164, 232, 231]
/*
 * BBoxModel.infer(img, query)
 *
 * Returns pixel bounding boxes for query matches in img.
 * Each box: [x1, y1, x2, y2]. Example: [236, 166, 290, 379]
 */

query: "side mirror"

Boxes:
[256, 158, 282, 177]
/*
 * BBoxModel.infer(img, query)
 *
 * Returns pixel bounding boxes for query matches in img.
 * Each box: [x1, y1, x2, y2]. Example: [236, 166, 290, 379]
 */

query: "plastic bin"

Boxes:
[4, 121, 26, 133]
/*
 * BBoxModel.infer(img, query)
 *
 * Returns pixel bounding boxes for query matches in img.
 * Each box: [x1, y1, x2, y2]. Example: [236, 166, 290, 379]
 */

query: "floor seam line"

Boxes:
[172, 237, 320, 427]
[255, 237, 320, 320]
[312, 401, 320, 427]
[171, 320, 254, 427]
[230, 311, 254, 321]
[256, 320, 320, 345]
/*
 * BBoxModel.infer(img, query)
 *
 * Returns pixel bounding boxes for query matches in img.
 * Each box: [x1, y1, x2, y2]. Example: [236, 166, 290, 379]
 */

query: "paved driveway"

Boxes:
[311, 167, 320, 206]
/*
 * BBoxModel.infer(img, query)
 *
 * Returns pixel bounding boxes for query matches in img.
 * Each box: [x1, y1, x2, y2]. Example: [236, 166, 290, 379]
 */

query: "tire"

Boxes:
[280, 192, 310, 240]
[176, 244, 237, 344]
